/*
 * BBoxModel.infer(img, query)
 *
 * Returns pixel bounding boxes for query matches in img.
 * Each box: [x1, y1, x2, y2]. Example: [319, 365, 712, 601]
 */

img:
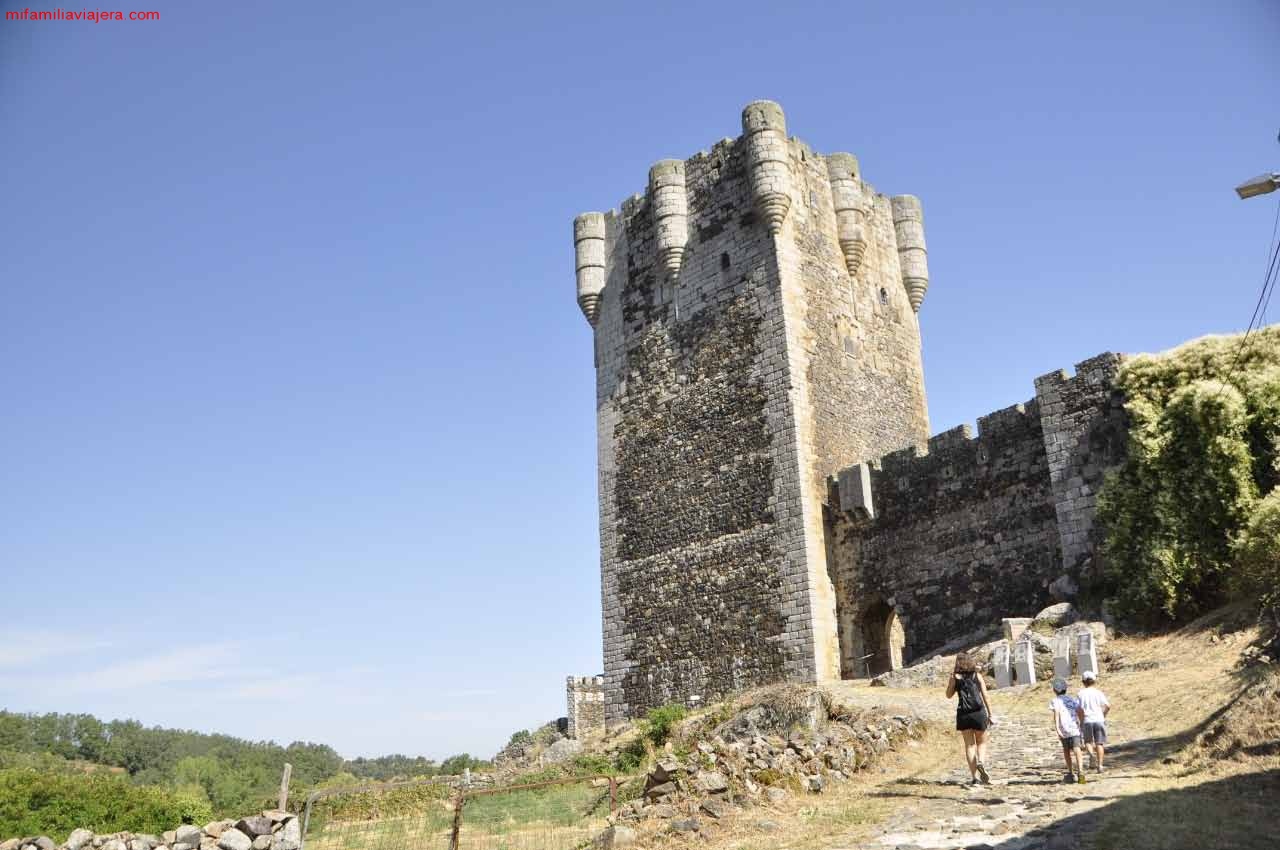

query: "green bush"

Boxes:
[569, 753, 614, 777]
[642, 704, 687, 747]
[1233, 489, 1280, 615]
[1098, 328, 1280, 625]
[0, 769, 213, 842]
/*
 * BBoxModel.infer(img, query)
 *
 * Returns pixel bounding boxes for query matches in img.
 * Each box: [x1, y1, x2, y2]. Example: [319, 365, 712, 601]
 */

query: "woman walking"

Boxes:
[945, 651, 993, 784]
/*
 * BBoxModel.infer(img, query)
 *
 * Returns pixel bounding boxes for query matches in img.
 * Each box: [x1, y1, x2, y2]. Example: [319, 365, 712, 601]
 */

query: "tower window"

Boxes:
[720, 252, 731, 270]
[878, 287, 889, 305]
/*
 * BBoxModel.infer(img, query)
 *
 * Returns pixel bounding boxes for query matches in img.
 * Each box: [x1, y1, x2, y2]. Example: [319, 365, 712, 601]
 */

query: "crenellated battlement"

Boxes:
[572, 100, 933, 332]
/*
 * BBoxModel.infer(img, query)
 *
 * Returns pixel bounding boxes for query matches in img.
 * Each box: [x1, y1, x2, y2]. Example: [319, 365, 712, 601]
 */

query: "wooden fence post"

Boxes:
[279, 763, 292, 811]
[448, 793, 464, 850]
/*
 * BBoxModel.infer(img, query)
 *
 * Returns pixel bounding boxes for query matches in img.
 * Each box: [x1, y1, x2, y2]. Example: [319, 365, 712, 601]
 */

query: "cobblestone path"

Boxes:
[825, 682, 1137, 850]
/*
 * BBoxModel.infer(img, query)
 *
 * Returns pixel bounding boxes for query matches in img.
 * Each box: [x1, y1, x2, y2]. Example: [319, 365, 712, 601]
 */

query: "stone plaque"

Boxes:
[992, 641, 1012, 689]
[1076, 631, 1098, 680]
[1012, 636, 1036, 685]
[1053, 633, 1072, 680]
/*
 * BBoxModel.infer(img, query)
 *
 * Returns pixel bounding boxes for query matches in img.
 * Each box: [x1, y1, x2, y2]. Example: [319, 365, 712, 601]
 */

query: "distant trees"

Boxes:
[0, 710, 484, 818]
[344, 754, 438, 781]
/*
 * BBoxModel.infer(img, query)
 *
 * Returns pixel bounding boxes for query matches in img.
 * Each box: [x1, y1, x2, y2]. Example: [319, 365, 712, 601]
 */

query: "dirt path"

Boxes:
[823, 682, 1140, 850]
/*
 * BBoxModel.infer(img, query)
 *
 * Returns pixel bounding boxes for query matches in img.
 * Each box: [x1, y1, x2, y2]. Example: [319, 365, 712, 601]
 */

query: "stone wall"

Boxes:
[578, 101, 933, 722]
[1034, 354, 1128, 582]
[2, 811, 301, 850]
[565, 676, 605, 739]
[826, 356, 1126, 674]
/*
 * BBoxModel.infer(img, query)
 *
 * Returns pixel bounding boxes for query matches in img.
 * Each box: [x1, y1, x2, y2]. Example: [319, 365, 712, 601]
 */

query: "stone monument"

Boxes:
[1013, 635, 1036, 686]
[992, 641, 1013, 689]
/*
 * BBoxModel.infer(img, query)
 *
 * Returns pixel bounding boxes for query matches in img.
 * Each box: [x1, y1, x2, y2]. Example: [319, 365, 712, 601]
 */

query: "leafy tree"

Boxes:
[1234, 488, 1280, 619]
[1097, 328, 1280, 624]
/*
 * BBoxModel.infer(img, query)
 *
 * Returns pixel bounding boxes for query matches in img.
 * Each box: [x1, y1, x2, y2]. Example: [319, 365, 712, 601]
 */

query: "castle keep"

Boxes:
[573, 101, 1125, 723]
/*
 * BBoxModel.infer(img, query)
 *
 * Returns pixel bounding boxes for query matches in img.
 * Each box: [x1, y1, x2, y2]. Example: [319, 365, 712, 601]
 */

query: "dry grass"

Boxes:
[1084, 768, 1280, 850]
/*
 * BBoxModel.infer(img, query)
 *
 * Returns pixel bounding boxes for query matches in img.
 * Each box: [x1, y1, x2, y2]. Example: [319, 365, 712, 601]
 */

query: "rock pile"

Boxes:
[492, 721, 580, 777]
[616, 702, 924, 830]
[1, 811, 301, 850]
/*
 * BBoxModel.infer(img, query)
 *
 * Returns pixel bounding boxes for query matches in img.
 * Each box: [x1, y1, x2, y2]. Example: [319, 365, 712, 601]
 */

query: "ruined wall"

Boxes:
[578, 102, 933, 721]
[566, 676, 605, 739]
[826, 357, 1126, 674]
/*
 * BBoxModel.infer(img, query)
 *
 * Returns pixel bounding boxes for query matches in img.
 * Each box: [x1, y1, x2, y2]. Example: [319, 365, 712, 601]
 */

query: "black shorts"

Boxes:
[956, 709, 990, 732]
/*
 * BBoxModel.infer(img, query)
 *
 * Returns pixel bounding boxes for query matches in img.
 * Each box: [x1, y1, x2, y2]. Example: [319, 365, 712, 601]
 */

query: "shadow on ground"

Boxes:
[985, 768, 1280, 850]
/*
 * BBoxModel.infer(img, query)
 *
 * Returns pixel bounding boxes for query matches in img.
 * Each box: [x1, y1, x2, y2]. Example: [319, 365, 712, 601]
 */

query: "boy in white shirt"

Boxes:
[1076, 670, 1111, 773]
[1049, 677, 1085, 784]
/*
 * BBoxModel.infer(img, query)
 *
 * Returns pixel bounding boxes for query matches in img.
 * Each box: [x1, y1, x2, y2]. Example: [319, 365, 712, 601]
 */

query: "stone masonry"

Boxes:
[826, 357, 1127, 673]
[565, 676, 605, 739]
[575, 101, 932, 722]
[572, 100, 1133, 722]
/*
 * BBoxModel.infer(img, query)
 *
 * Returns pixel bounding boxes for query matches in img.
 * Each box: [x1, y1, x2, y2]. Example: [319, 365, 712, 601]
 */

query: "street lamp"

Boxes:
[1235, 172, 1280, 200]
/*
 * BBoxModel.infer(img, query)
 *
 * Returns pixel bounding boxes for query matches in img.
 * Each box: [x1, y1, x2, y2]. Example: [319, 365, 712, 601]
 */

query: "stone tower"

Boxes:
[574, 101, 932, 722]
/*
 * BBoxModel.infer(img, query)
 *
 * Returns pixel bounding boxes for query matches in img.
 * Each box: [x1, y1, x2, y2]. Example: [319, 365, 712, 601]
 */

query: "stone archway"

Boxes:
[861, 600, 906, 677]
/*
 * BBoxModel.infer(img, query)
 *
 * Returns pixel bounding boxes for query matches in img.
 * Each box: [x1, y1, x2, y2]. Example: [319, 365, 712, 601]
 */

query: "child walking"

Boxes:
[1049, 677, 1085, 784]
[1077, 670, 1111, 773]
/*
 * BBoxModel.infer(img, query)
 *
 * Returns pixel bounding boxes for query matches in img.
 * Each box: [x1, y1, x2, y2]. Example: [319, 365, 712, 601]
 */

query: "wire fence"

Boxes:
[300, 775, 632, 850]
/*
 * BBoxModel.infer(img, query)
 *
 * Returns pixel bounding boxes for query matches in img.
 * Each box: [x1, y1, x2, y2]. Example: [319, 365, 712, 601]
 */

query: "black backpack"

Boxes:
[957, 673, 984, 713]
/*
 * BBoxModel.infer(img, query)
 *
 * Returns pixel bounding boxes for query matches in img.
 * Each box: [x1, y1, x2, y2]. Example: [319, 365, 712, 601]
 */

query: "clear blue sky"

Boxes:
[1, 1, 1277, 761]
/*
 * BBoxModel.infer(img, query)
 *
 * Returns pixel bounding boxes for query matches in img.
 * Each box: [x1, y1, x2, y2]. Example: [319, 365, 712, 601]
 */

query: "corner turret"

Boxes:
[741, 100, 792, 235]
[573, 212, 607, 326]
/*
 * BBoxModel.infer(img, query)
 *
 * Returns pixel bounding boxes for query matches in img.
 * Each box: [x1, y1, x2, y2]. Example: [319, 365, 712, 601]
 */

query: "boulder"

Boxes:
[66, 830, 96, 850]
[174, 827, 202, 848]
[649, 757, 683, 783]
[274, 819, 300, 850]
[0, 839, 17, 850]
[250, 838, 271, 850]
[101, 842, 127, 850]
[644, 781, 677, 800]
[203, 823, 233, 841]
[669, 819, 700, 833]
[215, 830, 251, 850]
[1035, 602, 1077, 626]
[1060, 620, 1108, 647]
[765, 787, 787, 804]
[29, 839, 55, 850]
[172, 845, 197, 850]
[1048, 574, 1079, 600]
[699, 798, 731, 819]
[646, 804, 676, 819]
[162, 834, 176, 846]
[542, 738, 583, 764]
[233, 820, 272, 841]
[591, 826, 636, 850]
[258, 813, 288, 826]
[807, 775, 825, 793]
[694, 770, 729, 794]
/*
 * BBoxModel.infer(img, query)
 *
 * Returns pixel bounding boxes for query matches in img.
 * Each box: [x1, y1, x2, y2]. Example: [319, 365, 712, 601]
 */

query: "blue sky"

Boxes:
[1, 1, 1277, 761]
